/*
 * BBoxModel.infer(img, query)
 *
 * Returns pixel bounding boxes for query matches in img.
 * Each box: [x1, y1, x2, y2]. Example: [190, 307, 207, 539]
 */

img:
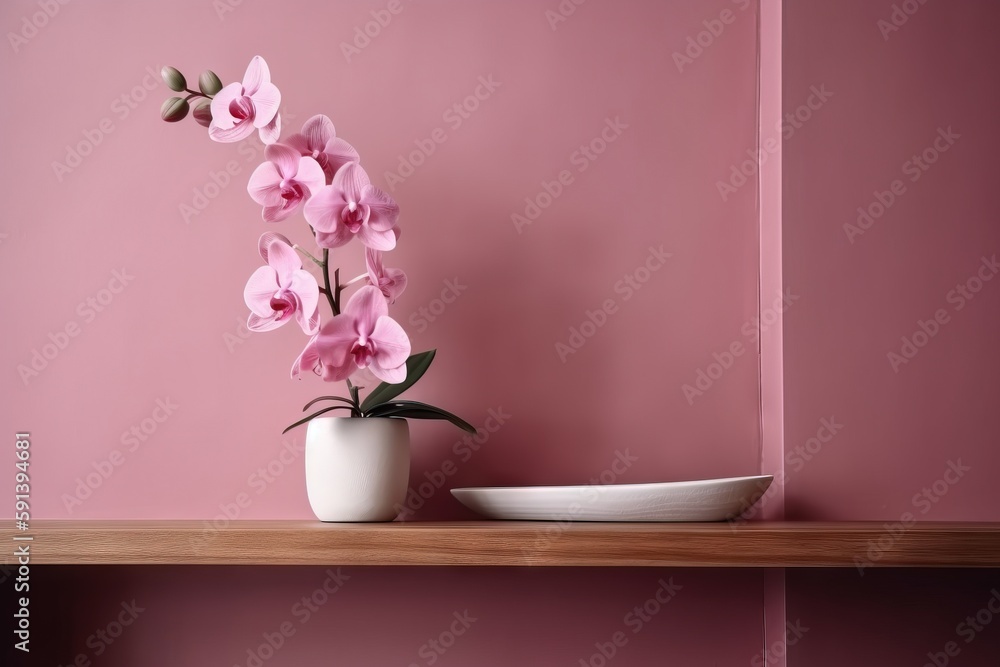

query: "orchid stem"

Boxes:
[334, 268, 343, 310]
[342, 273, 367, 288]
[322, 249, 339, 316]
[293, 244, 324, 268]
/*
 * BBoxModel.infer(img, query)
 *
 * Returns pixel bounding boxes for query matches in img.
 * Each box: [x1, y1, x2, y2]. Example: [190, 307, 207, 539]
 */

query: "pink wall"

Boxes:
[2, 0, 769, 665]
[782, 0, 1000, 664]
[5, 0, 994, 664]
[782, 0, 1000, 524]
[2, 0, 760, 522]
[26, 566, 766, 667]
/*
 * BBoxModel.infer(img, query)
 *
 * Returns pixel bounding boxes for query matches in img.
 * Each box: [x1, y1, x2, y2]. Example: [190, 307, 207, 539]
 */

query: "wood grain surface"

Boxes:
[4, 520, 999, 567]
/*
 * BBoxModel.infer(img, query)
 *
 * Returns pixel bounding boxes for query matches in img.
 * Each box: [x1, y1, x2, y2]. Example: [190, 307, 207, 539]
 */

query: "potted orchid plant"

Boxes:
[160, 56, 474, 521]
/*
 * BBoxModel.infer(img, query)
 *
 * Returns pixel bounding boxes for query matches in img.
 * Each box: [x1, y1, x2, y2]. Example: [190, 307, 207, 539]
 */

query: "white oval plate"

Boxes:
[451, 475, 773, 522]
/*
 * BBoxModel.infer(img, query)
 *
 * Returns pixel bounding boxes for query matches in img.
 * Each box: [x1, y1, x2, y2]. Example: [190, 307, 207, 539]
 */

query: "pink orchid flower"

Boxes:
[294, 285, 410, 383]
[244, 232, 320, 334]
[290, 335, 385, 384]
[349, 365, 382, 388]
[247, 143, 325, 222]
[285, 115, 360, 184]
[365, 247, 407, 303]
[209, 56, 281, 144]
[290, 335, 329, 380]
[303, 162, 400, 251]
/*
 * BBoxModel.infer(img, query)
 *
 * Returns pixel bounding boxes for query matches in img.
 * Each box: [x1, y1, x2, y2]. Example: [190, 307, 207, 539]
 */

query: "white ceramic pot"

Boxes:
[304, 417, 410, 522]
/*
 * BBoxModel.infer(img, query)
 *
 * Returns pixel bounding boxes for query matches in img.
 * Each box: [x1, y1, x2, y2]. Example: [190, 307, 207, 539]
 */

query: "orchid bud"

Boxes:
[160, 97, 189, 123]
[192, 99, 213, 127]
[161, 66, 187, 92]
[198, 70, 223, 96]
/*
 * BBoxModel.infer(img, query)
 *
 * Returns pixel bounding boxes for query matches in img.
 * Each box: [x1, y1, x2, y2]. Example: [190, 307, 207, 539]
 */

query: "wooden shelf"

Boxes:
[5, 520, 1000, 567]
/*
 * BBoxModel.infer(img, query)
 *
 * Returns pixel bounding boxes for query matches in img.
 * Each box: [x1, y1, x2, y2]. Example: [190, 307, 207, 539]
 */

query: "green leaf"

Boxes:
[359, 350, 437, 412]
[282, 405, 354, 435]
[346, 379, 361, 407]
[365, 400, 476, 434]
[301, 396, 357, 412]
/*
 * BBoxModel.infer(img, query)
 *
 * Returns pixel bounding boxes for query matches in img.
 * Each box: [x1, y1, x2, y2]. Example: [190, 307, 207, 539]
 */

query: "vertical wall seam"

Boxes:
[757, 2, 787, 666]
